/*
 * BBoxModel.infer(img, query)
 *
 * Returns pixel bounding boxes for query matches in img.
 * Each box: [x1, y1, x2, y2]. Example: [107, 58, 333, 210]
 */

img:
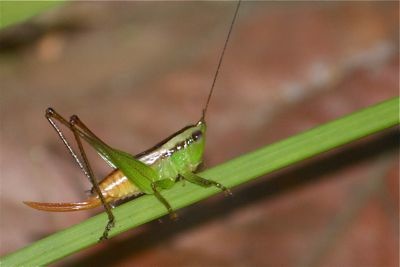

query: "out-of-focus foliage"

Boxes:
[0, 1, 64, 29]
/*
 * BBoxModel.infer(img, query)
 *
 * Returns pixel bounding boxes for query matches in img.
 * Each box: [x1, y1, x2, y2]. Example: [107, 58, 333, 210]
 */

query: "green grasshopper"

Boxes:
[24, 1, 241, 240]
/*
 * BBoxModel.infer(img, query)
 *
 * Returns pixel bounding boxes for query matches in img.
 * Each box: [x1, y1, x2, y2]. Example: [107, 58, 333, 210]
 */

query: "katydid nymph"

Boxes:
[24, 1, 241, 240]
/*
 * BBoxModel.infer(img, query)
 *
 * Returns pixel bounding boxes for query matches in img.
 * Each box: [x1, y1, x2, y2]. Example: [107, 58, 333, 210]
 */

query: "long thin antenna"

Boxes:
[201, 0, 241, 121]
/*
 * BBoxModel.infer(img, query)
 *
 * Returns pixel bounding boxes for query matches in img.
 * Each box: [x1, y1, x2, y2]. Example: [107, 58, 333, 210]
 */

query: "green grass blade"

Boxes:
[1, 97, 398, 266]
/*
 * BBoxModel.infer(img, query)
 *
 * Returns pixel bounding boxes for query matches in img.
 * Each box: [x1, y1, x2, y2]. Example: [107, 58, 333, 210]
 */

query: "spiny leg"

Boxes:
[151, 182, 177, 220]
[45, 108, 89, 179]
[69, 114, 109, 146]
[47, 108, 112, 155]
[69, 115, 115, 240]
[45, 108, 115, 240]
[180, 172, 232, 196]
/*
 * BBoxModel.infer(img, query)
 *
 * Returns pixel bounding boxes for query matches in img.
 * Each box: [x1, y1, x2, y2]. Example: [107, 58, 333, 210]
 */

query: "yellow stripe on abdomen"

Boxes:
[100, 169, 142, 200]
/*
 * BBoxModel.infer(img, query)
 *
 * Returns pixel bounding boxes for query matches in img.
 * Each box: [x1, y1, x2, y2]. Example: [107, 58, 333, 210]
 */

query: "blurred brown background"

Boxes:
[0, 1, 398, 266]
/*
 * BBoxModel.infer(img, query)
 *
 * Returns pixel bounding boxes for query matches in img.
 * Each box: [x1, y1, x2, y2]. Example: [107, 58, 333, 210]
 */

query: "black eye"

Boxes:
[191, 130, 202, 141]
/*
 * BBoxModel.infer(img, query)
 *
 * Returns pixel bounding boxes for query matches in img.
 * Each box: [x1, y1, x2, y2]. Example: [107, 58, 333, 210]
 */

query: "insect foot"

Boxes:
[212, 181, 232, 197]
[99, 218, 116, 241]
[224, 188, 233, 197]
[170, 212, 179, 221]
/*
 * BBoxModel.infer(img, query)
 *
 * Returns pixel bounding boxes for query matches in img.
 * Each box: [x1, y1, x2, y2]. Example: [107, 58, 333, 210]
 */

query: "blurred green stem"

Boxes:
[0, 1, 64, 29]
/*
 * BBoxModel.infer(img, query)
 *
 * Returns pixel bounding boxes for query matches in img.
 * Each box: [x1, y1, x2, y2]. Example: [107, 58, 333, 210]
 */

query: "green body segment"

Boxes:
[87, 119, 207, 194]
[136, 120, 207, 191]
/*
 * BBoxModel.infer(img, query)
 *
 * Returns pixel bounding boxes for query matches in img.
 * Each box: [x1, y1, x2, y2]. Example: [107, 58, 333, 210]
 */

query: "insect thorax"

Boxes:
[137, 121, 206, 181]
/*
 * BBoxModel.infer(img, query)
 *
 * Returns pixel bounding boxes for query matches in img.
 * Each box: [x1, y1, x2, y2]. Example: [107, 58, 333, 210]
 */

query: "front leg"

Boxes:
[152, 179, 177, 220]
